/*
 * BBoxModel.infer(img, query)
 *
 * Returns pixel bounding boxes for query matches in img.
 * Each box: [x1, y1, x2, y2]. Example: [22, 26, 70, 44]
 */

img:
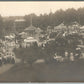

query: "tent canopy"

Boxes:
[5, 35, 15, 39]
[24, 37, 38, 43]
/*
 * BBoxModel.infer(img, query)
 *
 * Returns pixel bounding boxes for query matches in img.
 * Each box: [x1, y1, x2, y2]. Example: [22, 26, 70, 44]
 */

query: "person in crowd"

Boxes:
[64, 51, 69, 61]
[70, 52, 74, 62]
[53, 53, 57, 61]
[75, 47, 81, 61]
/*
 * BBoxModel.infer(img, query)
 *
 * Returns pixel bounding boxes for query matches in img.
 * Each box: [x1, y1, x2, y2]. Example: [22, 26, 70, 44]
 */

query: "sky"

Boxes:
[0, 1, 84, 16]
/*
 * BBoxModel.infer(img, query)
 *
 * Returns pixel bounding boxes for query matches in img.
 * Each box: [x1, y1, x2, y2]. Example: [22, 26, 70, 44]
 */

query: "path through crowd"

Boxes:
[0, 58, 21, 75]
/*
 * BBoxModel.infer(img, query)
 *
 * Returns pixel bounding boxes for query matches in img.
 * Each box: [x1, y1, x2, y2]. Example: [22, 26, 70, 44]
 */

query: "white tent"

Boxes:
[5, 35, 15, 39]
[10, 35, 15, 38]
[80, 26, 84, 30]
[27, 37, 34, 40]
[24, 37, 38, 43]
[24, 39, 37, 43]
[19, 32, 27, 35]
[54, 23, 67, 30]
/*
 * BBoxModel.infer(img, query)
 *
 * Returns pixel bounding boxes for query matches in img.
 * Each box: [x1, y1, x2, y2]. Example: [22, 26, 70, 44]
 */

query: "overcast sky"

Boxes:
[0, 1, 84, 16]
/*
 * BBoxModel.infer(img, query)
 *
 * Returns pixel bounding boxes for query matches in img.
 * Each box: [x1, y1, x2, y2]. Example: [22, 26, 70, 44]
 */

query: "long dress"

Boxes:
[70, 53, 74, 61]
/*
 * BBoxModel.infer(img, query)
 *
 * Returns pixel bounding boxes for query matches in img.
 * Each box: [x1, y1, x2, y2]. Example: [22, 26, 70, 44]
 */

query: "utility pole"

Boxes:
[30, 14, 32, 26]
[13, 21, 16, 34]
[13, 21, 17, 44]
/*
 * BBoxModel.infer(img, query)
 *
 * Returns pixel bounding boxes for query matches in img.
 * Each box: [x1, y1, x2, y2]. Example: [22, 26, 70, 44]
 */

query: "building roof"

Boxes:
[36, 27, 43, 32]
[47, 26, 53, 29]
[15, 19, 25, 22]
[24, 25, 36, 31]
[54, 23, 66, 29]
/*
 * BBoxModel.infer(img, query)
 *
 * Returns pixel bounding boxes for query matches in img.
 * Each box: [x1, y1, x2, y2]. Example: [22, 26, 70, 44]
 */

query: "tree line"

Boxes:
[24, 8, 84, 29]
[0, 7, 84, 37]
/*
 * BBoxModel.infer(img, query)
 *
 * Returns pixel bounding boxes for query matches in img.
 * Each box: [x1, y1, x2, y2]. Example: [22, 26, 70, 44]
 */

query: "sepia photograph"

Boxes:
[0, 1, 84, 82]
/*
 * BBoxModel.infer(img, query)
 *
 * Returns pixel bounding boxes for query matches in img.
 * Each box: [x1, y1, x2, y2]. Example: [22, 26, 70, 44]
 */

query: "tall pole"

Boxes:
[78, 12, 80, 28]
[13, 21, 16, 33]
[50, 9, 52, 26]
[13, 21, 17, 43]
[30, 14, 32, 26]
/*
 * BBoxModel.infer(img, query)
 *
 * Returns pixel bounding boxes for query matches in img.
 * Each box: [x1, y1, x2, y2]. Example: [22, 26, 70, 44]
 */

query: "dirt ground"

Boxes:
[0, 59, 84, 82]
[0, 47, 84, 82]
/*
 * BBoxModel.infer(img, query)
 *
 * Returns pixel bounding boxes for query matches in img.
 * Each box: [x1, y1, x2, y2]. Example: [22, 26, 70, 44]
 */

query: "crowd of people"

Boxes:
[40, 31, 84, 63]
[53, 47, 83, 62]
[0, 29, 84, 66]
[0, 39, 16, 66]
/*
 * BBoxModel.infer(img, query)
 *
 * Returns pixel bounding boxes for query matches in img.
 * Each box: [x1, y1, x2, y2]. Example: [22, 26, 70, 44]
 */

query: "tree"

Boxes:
[0, 15, 4, 38]
[53, 9, 65, 26]
[64, 8, 78, 26]
[77, 7, 84, 25]
[3, 19, 14, 35]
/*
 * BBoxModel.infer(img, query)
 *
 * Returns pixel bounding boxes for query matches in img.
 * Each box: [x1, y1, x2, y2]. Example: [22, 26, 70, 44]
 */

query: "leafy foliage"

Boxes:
[1, 8, 84, 36]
